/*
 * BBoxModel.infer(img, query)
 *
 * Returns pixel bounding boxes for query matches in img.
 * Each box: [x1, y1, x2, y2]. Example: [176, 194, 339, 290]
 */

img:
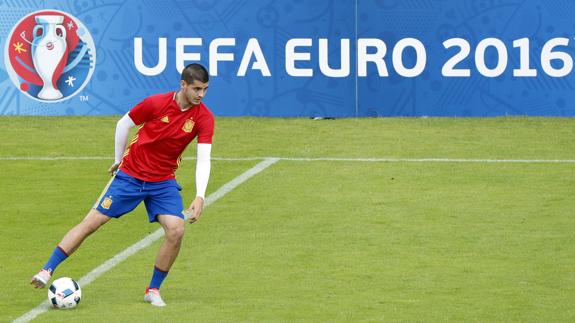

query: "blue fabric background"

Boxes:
[1, 0, 574, 117]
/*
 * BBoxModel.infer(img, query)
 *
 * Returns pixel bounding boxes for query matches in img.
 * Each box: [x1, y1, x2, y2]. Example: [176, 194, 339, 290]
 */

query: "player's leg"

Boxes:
[31, 170, 145, 288]
[143, 180, 185, 306]
[144, 214, 185, 306]
[30, 209, 111, 288]
[155, 214, 185, 273]
[58, 208, 112, 254]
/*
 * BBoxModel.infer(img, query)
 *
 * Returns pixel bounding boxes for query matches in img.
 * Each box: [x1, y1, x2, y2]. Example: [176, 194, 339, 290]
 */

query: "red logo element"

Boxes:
[5, 9, 96, 102]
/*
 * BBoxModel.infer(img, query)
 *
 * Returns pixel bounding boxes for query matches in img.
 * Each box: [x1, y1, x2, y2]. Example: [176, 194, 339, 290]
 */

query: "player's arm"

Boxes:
[108, 112, 136, 175]
[186, 143, 211, 223]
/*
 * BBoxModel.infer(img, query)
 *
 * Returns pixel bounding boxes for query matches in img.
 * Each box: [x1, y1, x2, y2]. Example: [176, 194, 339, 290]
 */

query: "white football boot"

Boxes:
[30, 269, 52, 288]
[144, 288, 167, 307]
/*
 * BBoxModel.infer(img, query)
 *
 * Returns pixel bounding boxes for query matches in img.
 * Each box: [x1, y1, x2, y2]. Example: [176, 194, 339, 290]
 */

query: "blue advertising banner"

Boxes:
[1, 0, 574, 117]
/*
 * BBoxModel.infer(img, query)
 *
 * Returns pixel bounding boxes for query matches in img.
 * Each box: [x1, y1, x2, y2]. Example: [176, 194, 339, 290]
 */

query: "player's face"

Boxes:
[181, 79, 209, 106]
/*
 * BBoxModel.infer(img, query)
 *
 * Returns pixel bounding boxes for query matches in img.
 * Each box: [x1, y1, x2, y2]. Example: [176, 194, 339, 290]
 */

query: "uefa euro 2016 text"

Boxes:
[134, 37, 574, 79]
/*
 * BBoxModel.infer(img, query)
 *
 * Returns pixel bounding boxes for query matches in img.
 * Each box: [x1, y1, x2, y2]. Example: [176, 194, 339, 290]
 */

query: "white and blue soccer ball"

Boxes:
[48, 277, 82, 309]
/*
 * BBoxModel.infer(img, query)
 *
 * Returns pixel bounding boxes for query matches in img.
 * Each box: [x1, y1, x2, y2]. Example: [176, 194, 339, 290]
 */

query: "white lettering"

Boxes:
[442, 38, 471, 77]
[319, 38, 350, 77]
[392, 38, 426, 77]
[286, 38, 313, 77]
[209, 38, 235, 76]
[176, 38, 202, 74]
[134, 37, 167, 76]
[475, 38, 508, 77]
[513, 38, 537, 77]
[238, 38, 271, 77]
[358, 39, 388, 77]
[541, 38, 573, 77]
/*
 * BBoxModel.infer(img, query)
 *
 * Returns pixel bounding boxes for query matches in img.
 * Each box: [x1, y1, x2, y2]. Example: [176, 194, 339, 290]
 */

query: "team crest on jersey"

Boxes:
[100, 196, 112, 209]
[182, 118, 194, 133]
[161, 116, 169, 123]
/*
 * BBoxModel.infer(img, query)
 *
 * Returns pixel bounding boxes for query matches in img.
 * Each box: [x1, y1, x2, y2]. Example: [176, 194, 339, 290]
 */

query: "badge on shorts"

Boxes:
[182, 118, 195, 133]
[100, 196, 113, 209]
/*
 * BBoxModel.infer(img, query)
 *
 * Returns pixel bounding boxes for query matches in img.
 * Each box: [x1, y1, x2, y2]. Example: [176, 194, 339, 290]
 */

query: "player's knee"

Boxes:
[165, 223, 184, 243]
[82, 209, 109, 233]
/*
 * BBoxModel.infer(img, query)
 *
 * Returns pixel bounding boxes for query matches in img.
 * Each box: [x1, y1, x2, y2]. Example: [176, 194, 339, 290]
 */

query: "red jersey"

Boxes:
[119, 92, 214, 182]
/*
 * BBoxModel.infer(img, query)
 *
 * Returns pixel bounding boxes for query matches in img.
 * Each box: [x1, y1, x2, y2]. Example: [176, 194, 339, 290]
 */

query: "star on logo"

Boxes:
[67, 21, 74, 30]
[65, 75, 76, 87]
[12, 42, 27, 54]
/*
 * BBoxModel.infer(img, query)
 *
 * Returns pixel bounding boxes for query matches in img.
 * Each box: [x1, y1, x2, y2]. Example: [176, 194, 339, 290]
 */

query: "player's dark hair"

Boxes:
[181, 63, 209, 84]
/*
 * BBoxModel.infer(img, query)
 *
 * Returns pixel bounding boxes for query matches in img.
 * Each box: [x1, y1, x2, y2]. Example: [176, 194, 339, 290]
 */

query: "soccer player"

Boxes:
[30, 63, 214, 307]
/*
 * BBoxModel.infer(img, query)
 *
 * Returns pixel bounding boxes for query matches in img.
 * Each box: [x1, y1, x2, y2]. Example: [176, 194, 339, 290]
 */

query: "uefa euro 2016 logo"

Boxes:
[4, 10, 96, 102]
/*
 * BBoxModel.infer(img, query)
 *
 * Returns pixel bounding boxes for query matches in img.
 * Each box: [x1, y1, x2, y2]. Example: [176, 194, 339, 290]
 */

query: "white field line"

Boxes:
[1, 156, 575, 163]
[12, 158, 280, 323]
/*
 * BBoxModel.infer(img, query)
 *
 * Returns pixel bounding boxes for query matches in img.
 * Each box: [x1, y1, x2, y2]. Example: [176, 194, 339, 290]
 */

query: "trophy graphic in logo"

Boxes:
[4, 10, 96, 103]
[32, 15, 67, 100]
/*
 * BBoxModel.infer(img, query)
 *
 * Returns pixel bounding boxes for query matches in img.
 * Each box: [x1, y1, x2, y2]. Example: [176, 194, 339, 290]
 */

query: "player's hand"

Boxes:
[108, 163, 120, 176]
[185, 196, 204, 224]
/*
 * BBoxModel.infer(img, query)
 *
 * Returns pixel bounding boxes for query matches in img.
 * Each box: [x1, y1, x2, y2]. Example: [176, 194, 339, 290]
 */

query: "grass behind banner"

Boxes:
[1, 117, 574, 322]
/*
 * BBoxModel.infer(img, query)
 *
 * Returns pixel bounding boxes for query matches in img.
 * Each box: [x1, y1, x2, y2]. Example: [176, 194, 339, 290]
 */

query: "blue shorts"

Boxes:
[94, 170, 184, 223]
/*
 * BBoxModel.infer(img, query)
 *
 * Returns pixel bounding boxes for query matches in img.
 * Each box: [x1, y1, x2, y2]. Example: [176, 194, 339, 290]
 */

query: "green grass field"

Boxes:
[1, 117, 574, 322]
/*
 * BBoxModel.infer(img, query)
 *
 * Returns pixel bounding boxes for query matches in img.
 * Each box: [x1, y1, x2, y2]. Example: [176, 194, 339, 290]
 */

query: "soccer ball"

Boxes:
[48, 277, 82, 309]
